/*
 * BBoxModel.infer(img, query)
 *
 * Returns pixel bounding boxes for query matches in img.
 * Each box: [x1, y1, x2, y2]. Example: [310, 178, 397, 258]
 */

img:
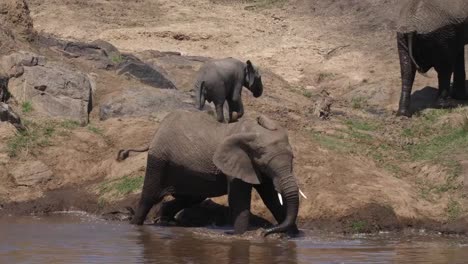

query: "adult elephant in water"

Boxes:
[117, 110, 304, 236]
[396, 0, 468, 117]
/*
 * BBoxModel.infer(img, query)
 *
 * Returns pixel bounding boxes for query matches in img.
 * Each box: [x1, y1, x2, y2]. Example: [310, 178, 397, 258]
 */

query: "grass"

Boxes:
[350, 220, 367, 233]
[351, 96, 367, 109]
[316, 72, 336, 83]
[100, 175, 144, 196]
[303, 90, 313, 98]
[87, 125, 104, 135]
[21, 101, 33, 113]
[345, 119, 379, 132]
[6, 119, 80, 157]
[110, 54, 124, 64]
[447, 199, 462, 221]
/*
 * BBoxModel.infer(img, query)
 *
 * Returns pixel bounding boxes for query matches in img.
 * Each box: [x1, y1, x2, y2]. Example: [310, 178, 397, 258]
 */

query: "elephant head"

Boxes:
[213, 115, 299, 235]
[244, 60, 263, 98]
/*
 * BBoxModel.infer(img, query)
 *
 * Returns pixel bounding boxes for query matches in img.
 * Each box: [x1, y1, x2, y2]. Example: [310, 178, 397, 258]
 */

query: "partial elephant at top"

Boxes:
[194, 57, 263, 123]
[396, 0, 468, 117]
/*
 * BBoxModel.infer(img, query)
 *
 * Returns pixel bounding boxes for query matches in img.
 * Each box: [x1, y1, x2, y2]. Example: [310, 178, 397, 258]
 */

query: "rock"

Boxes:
[10, 160, 53, 186]
[58, 40, 120, 69]
[0, 102, 25, 130]
[8, 64, 92, 125]
[137, 51, 210, 92]
[0, 51, 46, 73]
[117, 54, 176, 89]
[99, 87, 192, 120]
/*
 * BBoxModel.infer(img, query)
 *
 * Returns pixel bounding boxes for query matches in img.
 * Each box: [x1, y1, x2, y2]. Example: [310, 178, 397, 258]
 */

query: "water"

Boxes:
[1, 213, 468, 264]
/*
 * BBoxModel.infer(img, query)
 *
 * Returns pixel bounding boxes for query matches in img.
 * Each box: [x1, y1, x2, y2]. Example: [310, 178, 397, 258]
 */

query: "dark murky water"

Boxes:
[1, 213, 468, 264]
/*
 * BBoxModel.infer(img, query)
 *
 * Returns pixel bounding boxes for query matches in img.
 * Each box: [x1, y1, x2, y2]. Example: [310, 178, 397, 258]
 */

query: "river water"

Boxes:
[1, 213, 467, 264]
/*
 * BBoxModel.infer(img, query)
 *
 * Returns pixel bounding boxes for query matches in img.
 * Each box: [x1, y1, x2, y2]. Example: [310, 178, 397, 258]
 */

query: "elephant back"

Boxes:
[397, 0, 468, 34]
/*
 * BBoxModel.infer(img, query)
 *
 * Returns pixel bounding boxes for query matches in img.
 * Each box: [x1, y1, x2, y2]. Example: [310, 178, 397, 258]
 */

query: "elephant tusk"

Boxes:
[299, 189, 308, 199]
[278, 193, 283, 205]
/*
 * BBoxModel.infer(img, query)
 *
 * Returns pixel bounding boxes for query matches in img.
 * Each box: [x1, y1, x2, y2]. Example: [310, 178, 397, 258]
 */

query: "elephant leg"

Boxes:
[215, 103, 225, 123]
[228, 179, 252, 234]
[435, 69, 453, 108]
[131, 156, 166, 225]
[237, 98, 244, 119]
[227, 100, 239, 123]
[255, 181, 299, 233]
[397, 32, 417, 117]
[452, 47, 467, 99]
[158, 195, 206, 224]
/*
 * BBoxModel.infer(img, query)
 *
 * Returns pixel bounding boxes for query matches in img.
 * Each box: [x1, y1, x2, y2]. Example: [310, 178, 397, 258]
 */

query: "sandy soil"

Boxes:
[1, 0, 468, 234]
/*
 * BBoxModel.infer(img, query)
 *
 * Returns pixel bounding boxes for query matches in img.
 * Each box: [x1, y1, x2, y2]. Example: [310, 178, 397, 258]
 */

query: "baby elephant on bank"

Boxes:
[117, 110, 302, 236]
[195, 58, 263, 123]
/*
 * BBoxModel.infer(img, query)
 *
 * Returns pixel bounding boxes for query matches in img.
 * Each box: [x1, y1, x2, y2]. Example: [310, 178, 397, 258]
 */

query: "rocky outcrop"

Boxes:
[116, 54, 176, 89]
[5, 52, 92, 125]
[99, 86, 193, 120]
[10, 160, 53, 186]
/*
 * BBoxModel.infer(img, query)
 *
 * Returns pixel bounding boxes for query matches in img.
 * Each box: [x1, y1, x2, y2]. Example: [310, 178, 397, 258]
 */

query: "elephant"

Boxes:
[396, 0, 468, 117]
[194, 58, 263, 123]
[117, 110, 303, 236]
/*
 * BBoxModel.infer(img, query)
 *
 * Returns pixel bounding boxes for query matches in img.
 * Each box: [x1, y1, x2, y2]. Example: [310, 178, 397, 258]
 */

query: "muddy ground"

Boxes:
[1, 0, 468, 234]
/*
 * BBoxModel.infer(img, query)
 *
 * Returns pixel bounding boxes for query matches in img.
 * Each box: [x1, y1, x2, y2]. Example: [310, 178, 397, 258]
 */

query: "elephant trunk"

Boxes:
[264, 175, 299, 236]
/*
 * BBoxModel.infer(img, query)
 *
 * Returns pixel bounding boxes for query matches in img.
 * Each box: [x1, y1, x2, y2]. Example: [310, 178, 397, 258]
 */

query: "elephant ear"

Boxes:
[257, 115, 278, 131]
[245, 60, 255, 88]
[213, 133, 260, 185]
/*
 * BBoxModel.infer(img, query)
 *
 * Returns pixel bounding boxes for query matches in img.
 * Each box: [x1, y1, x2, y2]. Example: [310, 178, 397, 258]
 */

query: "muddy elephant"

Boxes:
[396, 0, 468, 117]
[117, 110, 302, 236]
[194, 58, 263, 123]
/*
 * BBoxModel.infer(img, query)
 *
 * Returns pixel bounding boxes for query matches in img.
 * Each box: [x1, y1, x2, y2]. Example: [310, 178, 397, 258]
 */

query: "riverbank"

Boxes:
[1, 0, 468, 235]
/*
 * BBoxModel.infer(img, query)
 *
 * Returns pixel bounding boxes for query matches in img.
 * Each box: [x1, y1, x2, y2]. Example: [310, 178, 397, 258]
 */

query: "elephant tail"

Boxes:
[195, 80, 206, 110]
[116, 147, 149, 161]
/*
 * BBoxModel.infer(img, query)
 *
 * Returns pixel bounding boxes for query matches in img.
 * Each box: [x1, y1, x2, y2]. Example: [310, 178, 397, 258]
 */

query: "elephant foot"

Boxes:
[229, 112, 239, 123]
[396, 108, 412, 118]
[435, 97, 451, 109]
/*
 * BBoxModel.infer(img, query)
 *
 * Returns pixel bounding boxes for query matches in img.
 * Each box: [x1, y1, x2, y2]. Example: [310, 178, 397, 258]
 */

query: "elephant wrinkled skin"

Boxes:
[396, 0, 468, 117]
[117, 110, 299, 236]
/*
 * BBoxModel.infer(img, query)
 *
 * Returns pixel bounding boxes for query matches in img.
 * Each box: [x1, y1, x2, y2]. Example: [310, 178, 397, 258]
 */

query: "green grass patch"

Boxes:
[351, 96, 367, 109]
[110, 54, 124, 64]
[447, 199, 462, 221]
[345, 119, 379, 132]
[303, 90, 313, 98]
[350, 220, 367, 233]
[100, 175, 144, 196]
[6, 119, 80, 157]
[87, 125, 104, 135]
[21, 101, 33, 113]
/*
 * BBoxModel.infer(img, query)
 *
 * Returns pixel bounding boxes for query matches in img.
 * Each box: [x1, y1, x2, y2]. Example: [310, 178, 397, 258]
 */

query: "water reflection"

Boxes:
[1, 215, 468, 264]
[136, 227, 298, 264]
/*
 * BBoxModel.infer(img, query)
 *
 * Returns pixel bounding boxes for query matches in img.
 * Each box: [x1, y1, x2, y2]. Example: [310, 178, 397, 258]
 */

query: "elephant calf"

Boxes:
[117, 110, 301, 236]
[194, 58, 263, 123]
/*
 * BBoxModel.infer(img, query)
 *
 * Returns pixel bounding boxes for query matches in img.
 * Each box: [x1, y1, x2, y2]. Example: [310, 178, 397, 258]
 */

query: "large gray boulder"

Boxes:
[7, 62, 92, 125]
[99, 86, 193, 120]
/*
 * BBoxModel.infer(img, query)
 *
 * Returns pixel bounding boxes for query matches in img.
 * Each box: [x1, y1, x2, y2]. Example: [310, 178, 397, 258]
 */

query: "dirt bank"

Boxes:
[1, 0, 468, 234]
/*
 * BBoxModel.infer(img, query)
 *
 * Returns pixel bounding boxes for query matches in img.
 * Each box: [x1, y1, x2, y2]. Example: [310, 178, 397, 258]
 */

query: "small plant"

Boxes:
[303, 90, 313, 98]
[21, 101, 33, 113]
[110, 54, 124, 64]
[87, 125, 104, 135]
[351, 96, 367, 109]
[316, 72, 335, 83]
[350, 220, 367, 233]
